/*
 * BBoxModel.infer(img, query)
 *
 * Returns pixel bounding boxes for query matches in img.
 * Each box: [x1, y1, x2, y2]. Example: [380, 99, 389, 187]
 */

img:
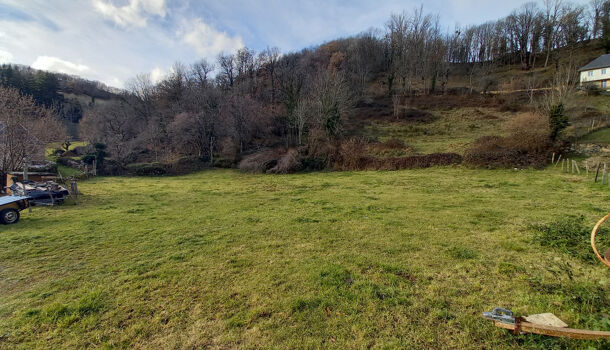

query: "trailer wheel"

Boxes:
[0, 209, 20, 224]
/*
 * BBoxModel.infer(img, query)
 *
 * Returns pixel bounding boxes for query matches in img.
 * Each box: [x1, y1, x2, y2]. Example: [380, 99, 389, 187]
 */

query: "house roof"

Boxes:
[579, 54, 610, 71]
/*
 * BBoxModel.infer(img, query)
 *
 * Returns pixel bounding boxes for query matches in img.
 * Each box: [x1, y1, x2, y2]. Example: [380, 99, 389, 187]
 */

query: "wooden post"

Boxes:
[93, 159, 97, 176]
[554, 154, 562, 167]
[23, 157, 28, 181]
[595, 163, 601, 182]
[603, 164, 607, 185]
[552, 153, 555, 164]
[47, 183, 55, 206]
[574, 160, 580, 174]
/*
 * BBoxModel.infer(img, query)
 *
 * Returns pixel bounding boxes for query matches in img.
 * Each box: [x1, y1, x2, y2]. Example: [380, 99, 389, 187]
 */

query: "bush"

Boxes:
[56, 157, 83, 168]
[548, 104, 568, 141]
[584, 83, 601, 96]
[373, 153, 462, 170]
[238, 150, 280, 173]
[71, 146, 90, 156]
[269, 149, 302, 174]
[81, 154, 95, 165]
[334, 138, 462, 170]
[125, 162, 166, 176]
[503, 113, 552, 153]
[335, 138, 371, 170]
[165, 156, 206, 175]
[50, 148, 64, 157]
[300, 157, 329, 171]
[101, 159, 124, 176]
[213, 158, 236, 168]
[464, 113, 553, 168]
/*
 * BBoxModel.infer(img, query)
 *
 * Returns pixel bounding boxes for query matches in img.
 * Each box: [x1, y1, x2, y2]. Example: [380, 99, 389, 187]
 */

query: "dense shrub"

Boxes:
[464, 136, 526, 168]
[300, 157, 329, 171]
[81, 154, 95, 165]
[56, 157, 82, 168]
[548, 104, 568, 141]
[125, 162, 166, 176]
[464, 113, 553, 168]
[335, 138, 370, 170]
[50, 148, 64, 157]
[372, 153, 462, 170]
[213, 158, 236, 168]
[165, 156, 206, 175]
[584, 83, 602, 96]
[71, 146, 90, 156]
[503, 112, 552, 152]
[269, 149, 302, 174]
[238, 150, 280, 173]
[335, 138, 461, 171]
[101, 159, 124, 176]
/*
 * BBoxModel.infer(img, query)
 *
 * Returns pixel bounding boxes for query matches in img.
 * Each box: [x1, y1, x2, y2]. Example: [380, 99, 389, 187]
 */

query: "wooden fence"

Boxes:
[552, 152, 609, 186]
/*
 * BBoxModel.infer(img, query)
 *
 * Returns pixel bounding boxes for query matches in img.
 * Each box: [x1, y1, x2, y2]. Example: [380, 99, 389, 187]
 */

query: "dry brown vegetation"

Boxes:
[464, 112, 556, 168]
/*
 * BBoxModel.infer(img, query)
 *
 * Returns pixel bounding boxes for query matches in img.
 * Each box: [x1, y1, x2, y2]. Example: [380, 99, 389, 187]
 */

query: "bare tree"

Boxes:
[538, 60, 579, 113]
[217, 53, 236, 89]
[308, 72, 353, 139]
[189, 59, 215, 87]
[543, 0, 564, 67]
[260, 47, 280, 103]
[80, 102, 139, 166]
[508, 2, 541, 70]
[0, 86, 65, 177]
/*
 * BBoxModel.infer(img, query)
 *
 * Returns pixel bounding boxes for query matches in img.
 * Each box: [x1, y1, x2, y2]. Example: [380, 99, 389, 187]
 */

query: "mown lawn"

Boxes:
[0, 168, 609, 349]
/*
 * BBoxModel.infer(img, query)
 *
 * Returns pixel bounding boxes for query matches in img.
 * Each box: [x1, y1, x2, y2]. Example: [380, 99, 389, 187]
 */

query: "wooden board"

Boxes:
[494, 320, 610, 340]
[523, 313, 567, 328]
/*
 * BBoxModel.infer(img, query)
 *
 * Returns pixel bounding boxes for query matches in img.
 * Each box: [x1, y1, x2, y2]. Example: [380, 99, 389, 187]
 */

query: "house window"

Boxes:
[603, 68, 607, 75]
[589, 71, 594, 77]
[603, 80, 607, 88]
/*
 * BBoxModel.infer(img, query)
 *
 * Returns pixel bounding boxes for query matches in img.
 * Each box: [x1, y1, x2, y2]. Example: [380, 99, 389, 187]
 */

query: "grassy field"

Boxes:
[580, 127, 610, 144]
[0, 168, 609, 349]
[364, 107, 511, 154]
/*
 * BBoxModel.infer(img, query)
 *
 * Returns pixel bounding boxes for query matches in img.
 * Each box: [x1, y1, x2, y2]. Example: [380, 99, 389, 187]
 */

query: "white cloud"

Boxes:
[101, 76, 124, 89]
[150, 66, 166, 84]
[0, 50, 13, 64]
[92, 0, 166, 27]
[180, 19, 244, 59]
[32, 56, 91, 75]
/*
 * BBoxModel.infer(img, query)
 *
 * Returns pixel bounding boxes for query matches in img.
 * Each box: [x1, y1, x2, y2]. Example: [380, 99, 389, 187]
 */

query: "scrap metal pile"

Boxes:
[9, 180, 70, 206]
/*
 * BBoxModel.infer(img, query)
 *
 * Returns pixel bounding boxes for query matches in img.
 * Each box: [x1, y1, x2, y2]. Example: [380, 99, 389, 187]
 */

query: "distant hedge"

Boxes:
[335, 152, 462, 171]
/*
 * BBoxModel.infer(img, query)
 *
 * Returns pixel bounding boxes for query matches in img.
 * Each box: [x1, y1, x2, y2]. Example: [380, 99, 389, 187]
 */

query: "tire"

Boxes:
[0, 209, 20, 224]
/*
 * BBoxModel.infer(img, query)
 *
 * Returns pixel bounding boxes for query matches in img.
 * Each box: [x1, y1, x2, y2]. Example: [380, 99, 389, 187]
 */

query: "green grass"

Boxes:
[580, 127, 610, 144]
[364, 107, 510, 154]
[45, 141, 88, 159]
[0, 168, 609, 349]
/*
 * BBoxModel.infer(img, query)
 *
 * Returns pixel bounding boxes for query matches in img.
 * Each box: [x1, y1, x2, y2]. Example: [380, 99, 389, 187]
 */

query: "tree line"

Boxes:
[2, 0, 608, 175]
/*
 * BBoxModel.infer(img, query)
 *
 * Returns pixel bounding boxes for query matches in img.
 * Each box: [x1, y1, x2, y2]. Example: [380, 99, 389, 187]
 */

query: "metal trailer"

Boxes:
[0, 195, 30, 224]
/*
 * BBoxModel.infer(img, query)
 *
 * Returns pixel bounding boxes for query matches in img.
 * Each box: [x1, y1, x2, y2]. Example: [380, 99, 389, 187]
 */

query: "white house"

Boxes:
[579, 54, 610, 90]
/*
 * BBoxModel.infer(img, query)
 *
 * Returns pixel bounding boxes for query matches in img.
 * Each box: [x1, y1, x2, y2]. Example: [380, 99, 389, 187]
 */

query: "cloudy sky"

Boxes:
[0, 0, 591, 88]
